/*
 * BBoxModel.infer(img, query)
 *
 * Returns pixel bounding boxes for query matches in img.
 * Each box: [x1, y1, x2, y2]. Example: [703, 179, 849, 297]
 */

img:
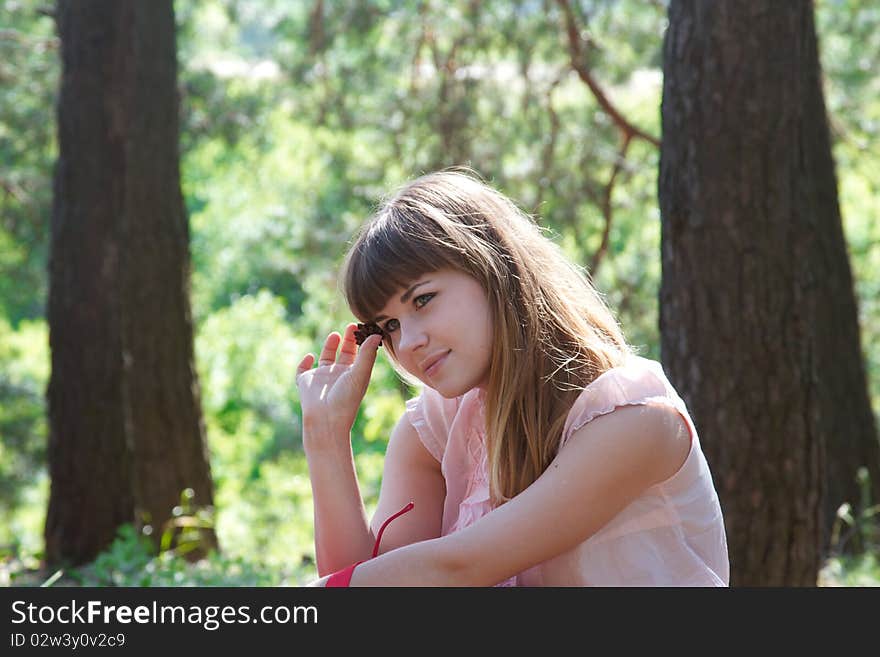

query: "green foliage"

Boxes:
[820, 466, 880, 585]
[817, 0, 880, 411]
[0, 318, 48, 520]
[818, 553, 880, 587]
[63, 524, 308, 587]
[157, 488, 216, 557]
[0, 1, 57, 324]
[0, 472, 47, 563]
[195, 290, 306, 435]
[78, 525, 157, 587]
[829, 467, 879, 556]
[25, 484, 315, 586]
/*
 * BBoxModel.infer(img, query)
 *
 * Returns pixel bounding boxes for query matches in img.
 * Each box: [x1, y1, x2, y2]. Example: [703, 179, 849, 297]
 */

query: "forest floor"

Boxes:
[3, 554, 879, 587]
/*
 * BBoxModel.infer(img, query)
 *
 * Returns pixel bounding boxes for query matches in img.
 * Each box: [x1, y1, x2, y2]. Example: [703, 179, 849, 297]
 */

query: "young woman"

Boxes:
[295, 169, 729, 586]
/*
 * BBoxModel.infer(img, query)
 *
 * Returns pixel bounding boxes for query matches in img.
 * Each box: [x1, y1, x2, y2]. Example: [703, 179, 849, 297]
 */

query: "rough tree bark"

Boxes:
[659, 0, 878, 585]
[45, 0, 216, 566]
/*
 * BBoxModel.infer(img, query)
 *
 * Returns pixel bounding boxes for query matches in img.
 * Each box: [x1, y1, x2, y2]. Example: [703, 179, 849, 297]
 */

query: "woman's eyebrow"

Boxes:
[372, 280, 432, 322]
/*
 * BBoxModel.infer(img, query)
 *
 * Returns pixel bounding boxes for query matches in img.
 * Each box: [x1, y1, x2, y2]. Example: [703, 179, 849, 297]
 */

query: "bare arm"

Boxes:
[368, 409, 445, 555]
[334, 403, 691, 586]
[306, 409, 446, 576]
[304, 423, 374, 576]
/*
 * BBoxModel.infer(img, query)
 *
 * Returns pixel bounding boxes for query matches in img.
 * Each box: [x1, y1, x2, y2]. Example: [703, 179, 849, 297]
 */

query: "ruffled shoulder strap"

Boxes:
[404, 385, 463, 462]
[559, 356, 685, 451]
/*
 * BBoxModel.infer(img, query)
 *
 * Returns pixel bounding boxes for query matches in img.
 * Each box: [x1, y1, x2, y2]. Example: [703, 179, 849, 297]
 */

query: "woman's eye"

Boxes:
[381, 293, 434, 335]
[414, 292, 434, 308]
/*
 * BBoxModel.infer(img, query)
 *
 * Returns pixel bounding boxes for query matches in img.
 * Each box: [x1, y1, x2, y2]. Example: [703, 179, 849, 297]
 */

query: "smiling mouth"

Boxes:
[424, 351, 450, 377]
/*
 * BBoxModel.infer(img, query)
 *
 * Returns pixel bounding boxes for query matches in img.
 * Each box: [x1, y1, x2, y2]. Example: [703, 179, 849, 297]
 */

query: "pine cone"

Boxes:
[354, 322, 384, 346]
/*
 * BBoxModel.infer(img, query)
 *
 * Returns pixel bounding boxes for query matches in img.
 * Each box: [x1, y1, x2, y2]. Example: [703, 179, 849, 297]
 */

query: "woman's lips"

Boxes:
[425, 351, 449, 378]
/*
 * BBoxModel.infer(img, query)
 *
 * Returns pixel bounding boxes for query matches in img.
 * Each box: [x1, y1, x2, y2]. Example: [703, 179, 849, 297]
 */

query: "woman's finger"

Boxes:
[317, 332, 341, 365]
[351, 334, 381, 388]
[296, 353, 315, 377]
[336, 323, 359, 366]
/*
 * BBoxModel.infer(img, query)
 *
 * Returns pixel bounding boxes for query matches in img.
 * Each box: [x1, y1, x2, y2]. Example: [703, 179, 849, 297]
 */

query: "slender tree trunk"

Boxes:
[45, 0, 215, 566]
[46, 0, 134, 566]
[658, 0, 877, 585]
[120, 0, 216, 557]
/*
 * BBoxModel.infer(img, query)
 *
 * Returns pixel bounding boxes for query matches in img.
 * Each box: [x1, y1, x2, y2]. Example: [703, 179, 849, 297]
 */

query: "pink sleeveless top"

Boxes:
[404, 356, 729, 586]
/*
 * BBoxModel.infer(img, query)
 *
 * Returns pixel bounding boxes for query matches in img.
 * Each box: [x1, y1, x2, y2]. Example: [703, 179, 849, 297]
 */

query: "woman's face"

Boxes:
[372, 268, 493, 398]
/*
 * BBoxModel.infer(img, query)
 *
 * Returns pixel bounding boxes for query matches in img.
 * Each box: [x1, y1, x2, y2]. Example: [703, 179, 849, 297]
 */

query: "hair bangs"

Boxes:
[343, 208, 460, 323]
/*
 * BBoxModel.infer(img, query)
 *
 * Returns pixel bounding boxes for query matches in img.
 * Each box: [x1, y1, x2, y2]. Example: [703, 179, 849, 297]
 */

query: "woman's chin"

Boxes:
[430, 377, 485, 400]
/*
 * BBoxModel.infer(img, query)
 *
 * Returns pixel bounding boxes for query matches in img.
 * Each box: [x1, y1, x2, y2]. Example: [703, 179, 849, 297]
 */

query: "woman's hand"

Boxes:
[295, 322, 382, 442]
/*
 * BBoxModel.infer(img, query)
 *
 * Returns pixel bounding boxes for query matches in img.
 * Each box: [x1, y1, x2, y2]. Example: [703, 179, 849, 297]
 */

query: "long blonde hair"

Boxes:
[342, 169, 632, 505]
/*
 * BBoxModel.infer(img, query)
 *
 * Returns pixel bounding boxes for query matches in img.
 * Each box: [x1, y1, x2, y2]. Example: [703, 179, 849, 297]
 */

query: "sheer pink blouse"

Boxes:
[404, 356, 730, 586]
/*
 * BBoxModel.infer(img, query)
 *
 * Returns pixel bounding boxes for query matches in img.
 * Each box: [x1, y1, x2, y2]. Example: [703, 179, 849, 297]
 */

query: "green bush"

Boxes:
[65, 524, 311, 587]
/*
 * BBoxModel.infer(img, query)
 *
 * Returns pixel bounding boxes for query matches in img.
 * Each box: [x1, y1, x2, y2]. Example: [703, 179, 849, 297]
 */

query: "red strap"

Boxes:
[323, 502, 415, 587]
[372, 501, 414, 558]
[325, 561, 364, 587]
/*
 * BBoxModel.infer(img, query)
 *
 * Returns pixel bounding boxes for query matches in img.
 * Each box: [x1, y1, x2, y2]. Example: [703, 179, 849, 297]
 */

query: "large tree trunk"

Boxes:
[659, 1, 877, 585]
[45, 0, 216, 566]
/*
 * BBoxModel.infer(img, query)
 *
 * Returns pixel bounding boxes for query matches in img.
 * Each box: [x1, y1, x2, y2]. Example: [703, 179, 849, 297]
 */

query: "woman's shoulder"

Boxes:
[579, 355, 674, 405]
[403, 385, 471, 462]
[561, 356, 683, 448]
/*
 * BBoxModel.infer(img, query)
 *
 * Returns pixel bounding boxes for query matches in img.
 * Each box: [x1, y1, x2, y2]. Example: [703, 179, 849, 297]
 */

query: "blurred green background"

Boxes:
[1, 0, 877, 585]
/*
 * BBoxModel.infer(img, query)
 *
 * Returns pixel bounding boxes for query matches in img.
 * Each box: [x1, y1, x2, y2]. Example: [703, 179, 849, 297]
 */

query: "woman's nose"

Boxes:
[397, 320, 428, 355]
